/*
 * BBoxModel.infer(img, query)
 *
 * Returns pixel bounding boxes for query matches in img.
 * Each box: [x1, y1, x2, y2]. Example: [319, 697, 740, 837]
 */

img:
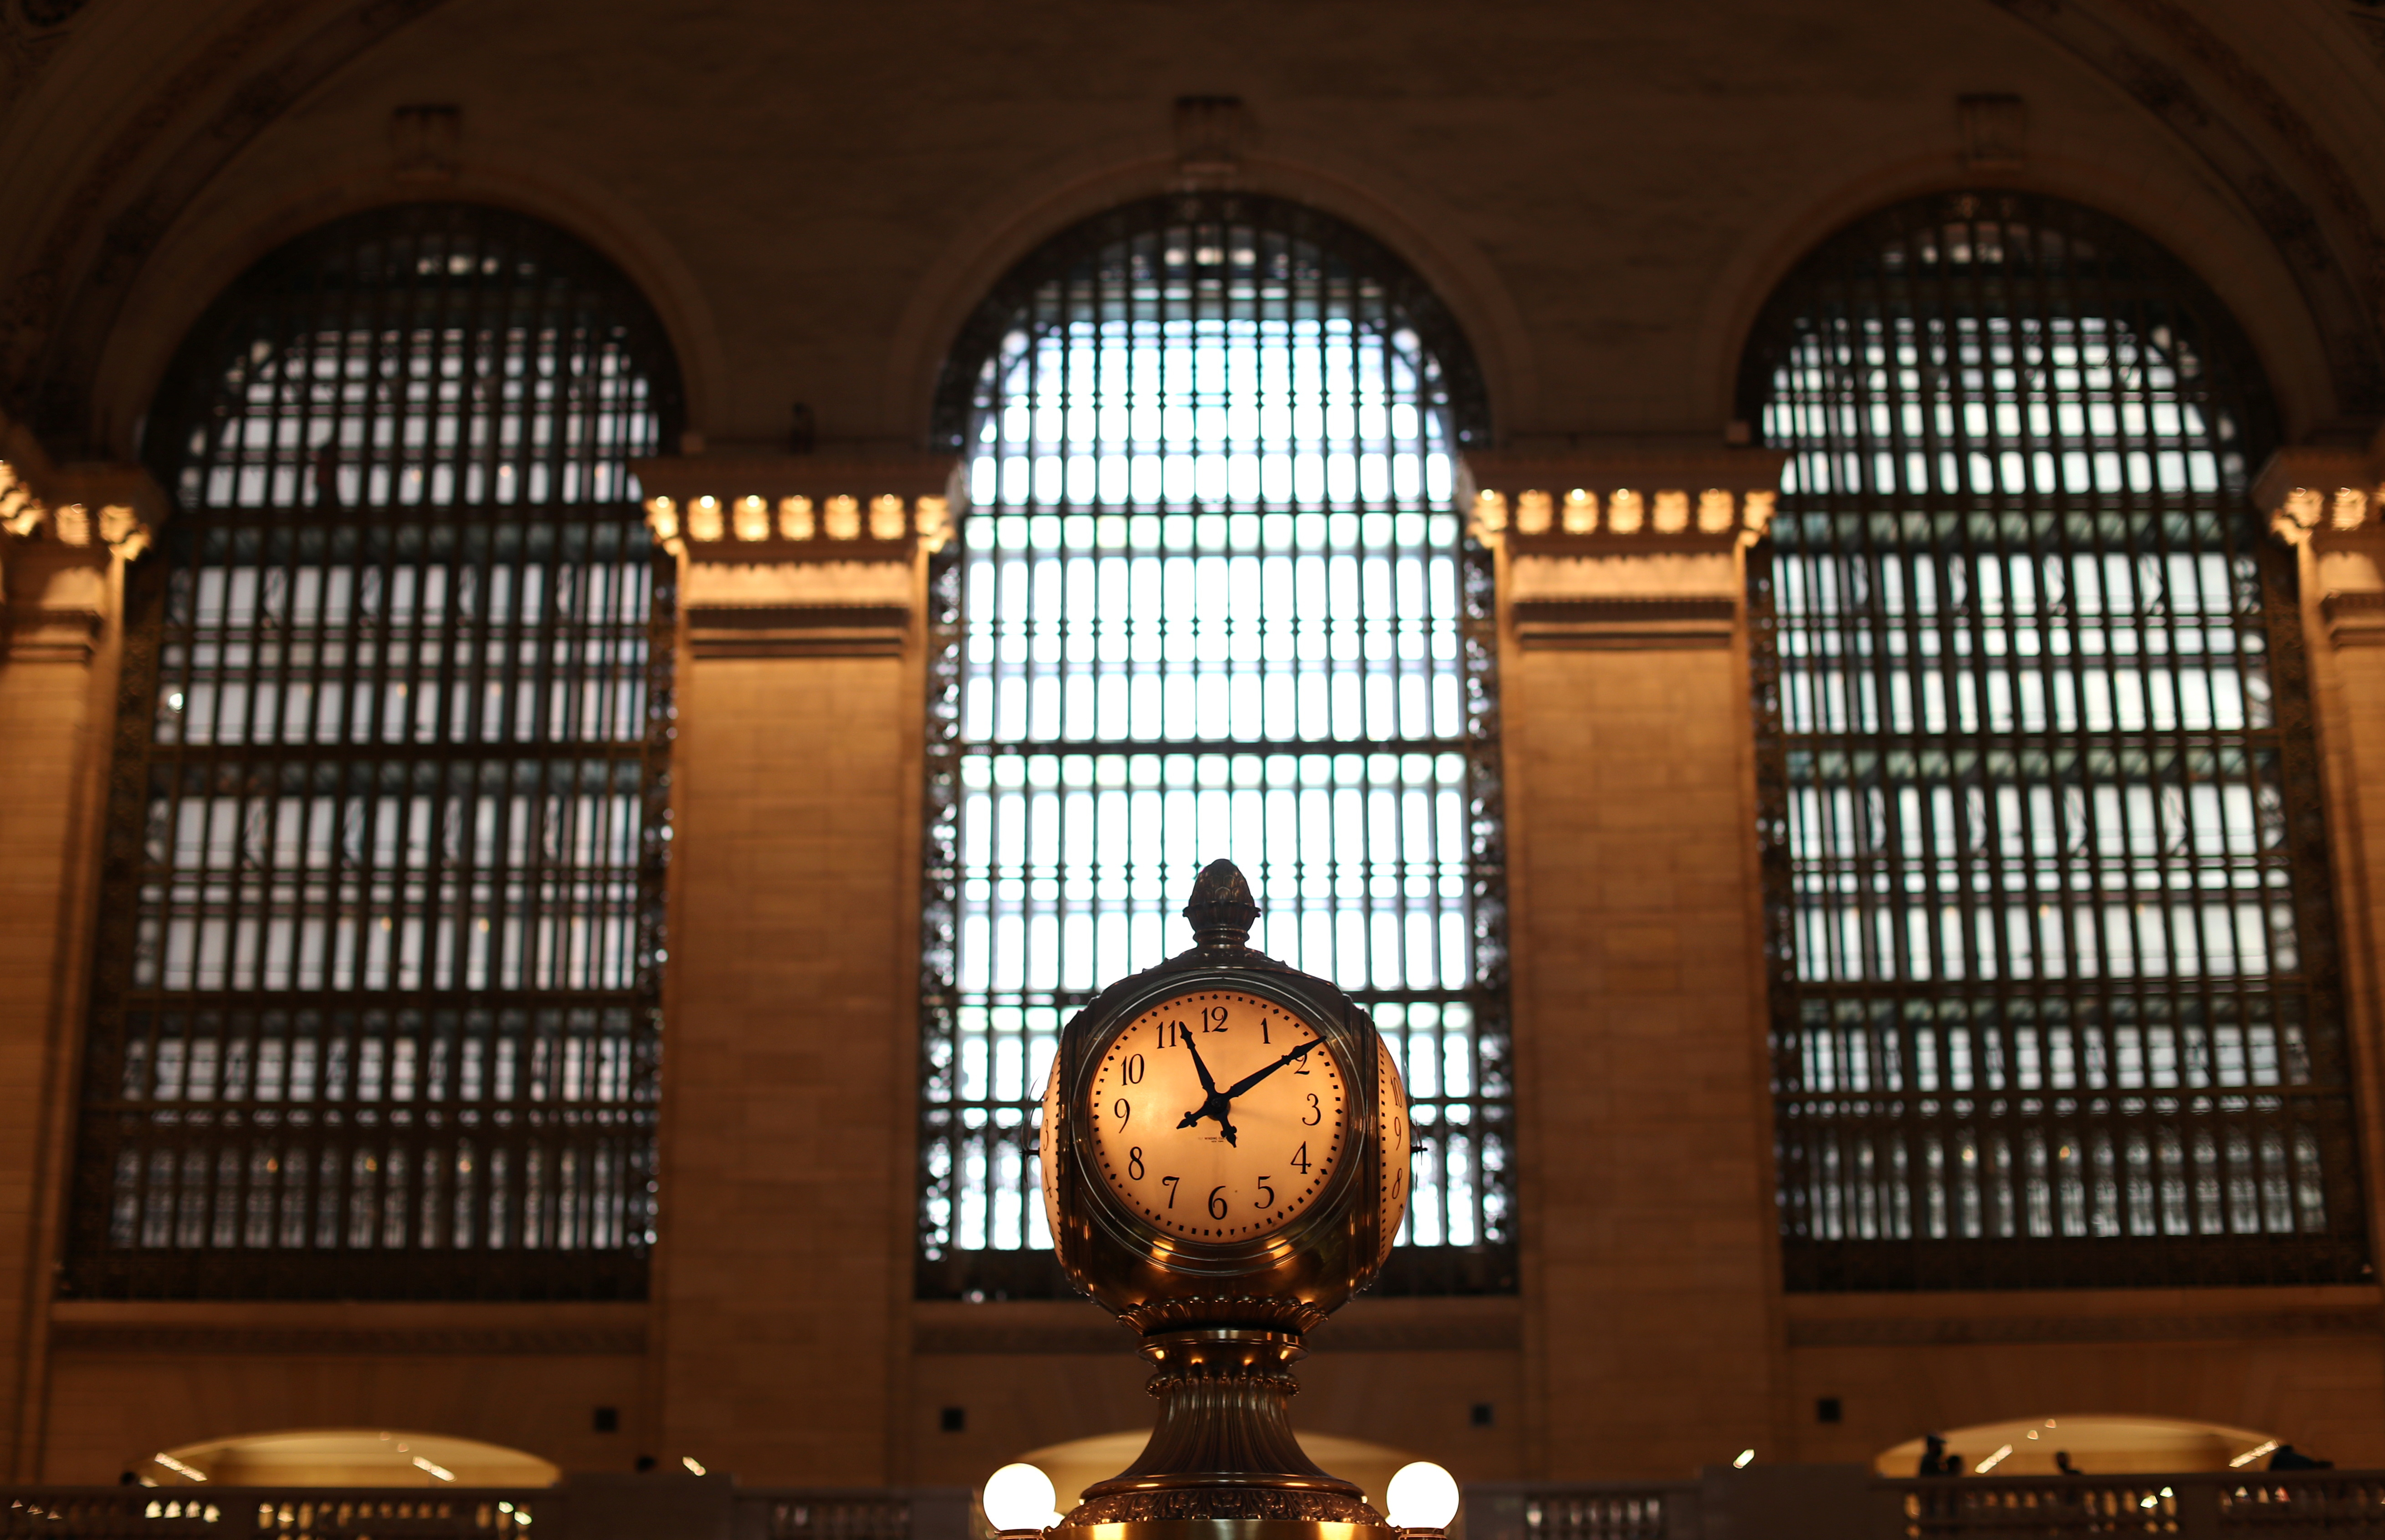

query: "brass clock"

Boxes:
[1037, 860, 1411, 1538]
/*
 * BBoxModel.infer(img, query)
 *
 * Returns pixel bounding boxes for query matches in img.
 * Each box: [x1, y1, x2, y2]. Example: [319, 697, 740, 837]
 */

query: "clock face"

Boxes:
[1085, 988, 1349, 1243]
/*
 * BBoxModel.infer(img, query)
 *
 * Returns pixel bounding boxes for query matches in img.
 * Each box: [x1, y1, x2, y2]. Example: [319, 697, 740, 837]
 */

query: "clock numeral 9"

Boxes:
[1123, 1054, 1145, 1085]
[1207, 1186, 1228, 1219]
[1128, 1146, 1144, 1180]
[1113, 1098, 1131, 1128]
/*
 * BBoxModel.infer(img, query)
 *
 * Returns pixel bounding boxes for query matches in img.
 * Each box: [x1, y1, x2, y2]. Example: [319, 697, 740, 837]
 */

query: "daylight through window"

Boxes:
[67, 205, 679, 1300]
[1747, 193, 2367, 1290]
[918, 195, 1512, 1298]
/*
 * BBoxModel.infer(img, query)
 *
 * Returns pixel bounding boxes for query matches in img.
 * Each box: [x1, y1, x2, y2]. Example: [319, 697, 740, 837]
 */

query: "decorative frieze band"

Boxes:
[2255, 438, 2385, 551]
[1460, 449, 1786, 648]
[0, 415, 162, 663]
[629, 453, 960, 660]
[1459, 449, 1787, 553]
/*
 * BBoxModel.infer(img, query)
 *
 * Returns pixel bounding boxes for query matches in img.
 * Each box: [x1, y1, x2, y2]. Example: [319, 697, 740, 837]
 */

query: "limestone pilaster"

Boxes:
[0, 417, 158, 1476]
[2254, 429, 2385, 1285]
[1461, 448, 1789, 1477]
[629, 452, 957, 1483]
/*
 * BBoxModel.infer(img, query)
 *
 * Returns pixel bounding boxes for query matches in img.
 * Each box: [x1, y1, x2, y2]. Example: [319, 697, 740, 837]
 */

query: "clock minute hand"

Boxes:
[1220, 1036, 1323, 1102]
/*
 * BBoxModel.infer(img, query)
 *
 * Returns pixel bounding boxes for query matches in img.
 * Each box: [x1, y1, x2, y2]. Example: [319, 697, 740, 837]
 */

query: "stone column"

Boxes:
[633, 455, 957, 1482]
[1460, 451, 1789, 1477]
[2254, 431, 2385, 1283]
[0, 423, 157, 1476]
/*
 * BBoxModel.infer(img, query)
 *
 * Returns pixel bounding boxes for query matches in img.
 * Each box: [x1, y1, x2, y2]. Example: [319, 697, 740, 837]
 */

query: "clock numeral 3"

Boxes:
[1303, 1093, 1322, 1126]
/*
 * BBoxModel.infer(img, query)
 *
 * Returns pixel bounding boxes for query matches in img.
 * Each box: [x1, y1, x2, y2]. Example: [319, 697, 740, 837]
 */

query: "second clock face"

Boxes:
[1086, 988, 1349, 1242]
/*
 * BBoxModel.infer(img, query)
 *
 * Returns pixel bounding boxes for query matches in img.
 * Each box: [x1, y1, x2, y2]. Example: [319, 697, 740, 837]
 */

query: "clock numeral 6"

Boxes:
[1128, 1146, 1144, 1180]
[1207, 1186, 1229, 1219]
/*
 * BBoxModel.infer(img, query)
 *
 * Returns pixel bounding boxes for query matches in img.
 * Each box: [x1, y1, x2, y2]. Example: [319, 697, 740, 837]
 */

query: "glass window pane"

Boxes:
[71, 205, 679, 1301]
[1749, 194, 2364, 1289]
[918, 195, 1512, 1299]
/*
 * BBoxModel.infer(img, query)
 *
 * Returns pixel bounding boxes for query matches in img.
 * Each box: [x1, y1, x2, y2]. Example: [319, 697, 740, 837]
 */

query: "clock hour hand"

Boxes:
[1175, 1036, 1240, 1146]
[1220, 1036, 1322, 1101]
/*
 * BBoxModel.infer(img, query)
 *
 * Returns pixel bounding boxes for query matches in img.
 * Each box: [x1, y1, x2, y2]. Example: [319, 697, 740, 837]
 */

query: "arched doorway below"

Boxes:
[1877, 1416, 2282, 1477]
[138, 1430, 559, 1487]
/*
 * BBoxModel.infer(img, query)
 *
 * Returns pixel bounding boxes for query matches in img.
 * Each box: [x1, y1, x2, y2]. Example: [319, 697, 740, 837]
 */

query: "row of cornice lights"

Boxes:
[2271, 482, 2385, 543]
[645, 491, 952, 545]
[1471, 486, 1777, 540]
[0, 459, 150, 558]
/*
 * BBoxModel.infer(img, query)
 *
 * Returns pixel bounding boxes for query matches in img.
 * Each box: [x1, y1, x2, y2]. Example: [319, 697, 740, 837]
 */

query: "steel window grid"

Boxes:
[917, 194, 1513, 1299]
[1744, 193, 2367, 1290]
[67, 204, 680, 1300]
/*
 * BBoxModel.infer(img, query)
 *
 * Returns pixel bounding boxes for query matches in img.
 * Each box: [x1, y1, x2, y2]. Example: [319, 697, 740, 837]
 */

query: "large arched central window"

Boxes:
[67, 204, 679, 1300]
[1747, 192, 2368, 1290]
[917, 194, 1513, 1298]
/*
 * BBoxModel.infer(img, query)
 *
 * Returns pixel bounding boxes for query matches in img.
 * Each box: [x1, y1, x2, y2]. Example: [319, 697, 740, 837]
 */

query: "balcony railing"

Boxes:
[3, 1471, 2377, 1540]
[1468, 1470, 2385, 1540]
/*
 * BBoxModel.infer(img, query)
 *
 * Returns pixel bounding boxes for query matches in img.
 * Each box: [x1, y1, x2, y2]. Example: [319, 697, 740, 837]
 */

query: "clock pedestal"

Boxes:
[1061, 1326, 1385, 1537]
[1042, 862, 1410, 1540]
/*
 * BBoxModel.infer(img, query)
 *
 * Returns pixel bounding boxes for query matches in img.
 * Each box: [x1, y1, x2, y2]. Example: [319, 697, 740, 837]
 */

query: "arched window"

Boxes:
[68, 204, 680, 1300]
[917, 193, 1512, 1298]
[1745, 191, 2367, 1289]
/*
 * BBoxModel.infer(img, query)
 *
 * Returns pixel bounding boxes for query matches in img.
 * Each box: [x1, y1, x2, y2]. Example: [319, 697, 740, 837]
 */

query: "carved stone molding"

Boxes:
[631, 452, 959, 660]
[1459, 449, 1786, 553]
[2257, 436, 2385, 550]
[1461, 449, 1783, 649]
[0, 414, 158, 662]
[2255, 432, 2385, 651]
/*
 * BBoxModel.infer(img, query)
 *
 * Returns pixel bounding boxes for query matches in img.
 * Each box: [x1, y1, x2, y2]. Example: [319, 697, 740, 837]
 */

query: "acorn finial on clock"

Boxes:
[1183, 857, 1260, 948]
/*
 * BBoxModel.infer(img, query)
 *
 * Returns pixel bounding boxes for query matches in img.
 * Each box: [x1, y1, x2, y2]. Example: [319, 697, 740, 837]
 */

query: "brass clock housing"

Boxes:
[1041, 865, 1396, 1330]
[1035, 860, 1414, 1539]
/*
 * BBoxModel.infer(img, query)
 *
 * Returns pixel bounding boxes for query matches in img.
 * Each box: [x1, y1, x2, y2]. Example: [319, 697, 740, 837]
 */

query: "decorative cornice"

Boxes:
[0, 413, 158, 565]
[1509, 596, 1739, 651]
[1458, 450, 1785, 553]
[2256, 434, 2385, 551]
[631, 453, 959, 560]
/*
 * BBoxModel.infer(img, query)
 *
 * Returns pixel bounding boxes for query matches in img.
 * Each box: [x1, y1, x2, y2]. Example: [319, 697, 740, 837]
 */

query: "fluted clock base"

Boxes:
[1053, 1328, 1394, 1540]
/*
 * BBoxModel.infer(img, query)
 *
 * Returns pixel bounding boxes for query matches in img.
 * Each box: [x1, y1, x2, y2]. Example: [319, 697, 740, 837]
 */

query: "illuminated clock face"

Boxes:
[1085, 989, 1348, 1243]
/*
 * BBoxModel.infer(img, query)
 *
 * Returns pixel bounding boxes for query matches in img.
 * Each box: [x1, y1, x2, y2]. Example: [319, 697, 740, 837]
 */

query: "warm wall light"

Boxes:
[1731, 1449, 1754, 1469]
[982, 1463, 1058, 1535]
[1384, 1461, 1460, 1530]
[682, 1456, 707, 1476]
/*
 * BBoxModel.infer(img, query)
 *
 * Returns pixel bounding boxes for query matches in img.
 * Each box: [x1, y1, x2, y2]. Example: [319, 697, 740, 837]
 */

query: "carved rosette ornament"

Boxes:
[1039, 860, 1413, 1540]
